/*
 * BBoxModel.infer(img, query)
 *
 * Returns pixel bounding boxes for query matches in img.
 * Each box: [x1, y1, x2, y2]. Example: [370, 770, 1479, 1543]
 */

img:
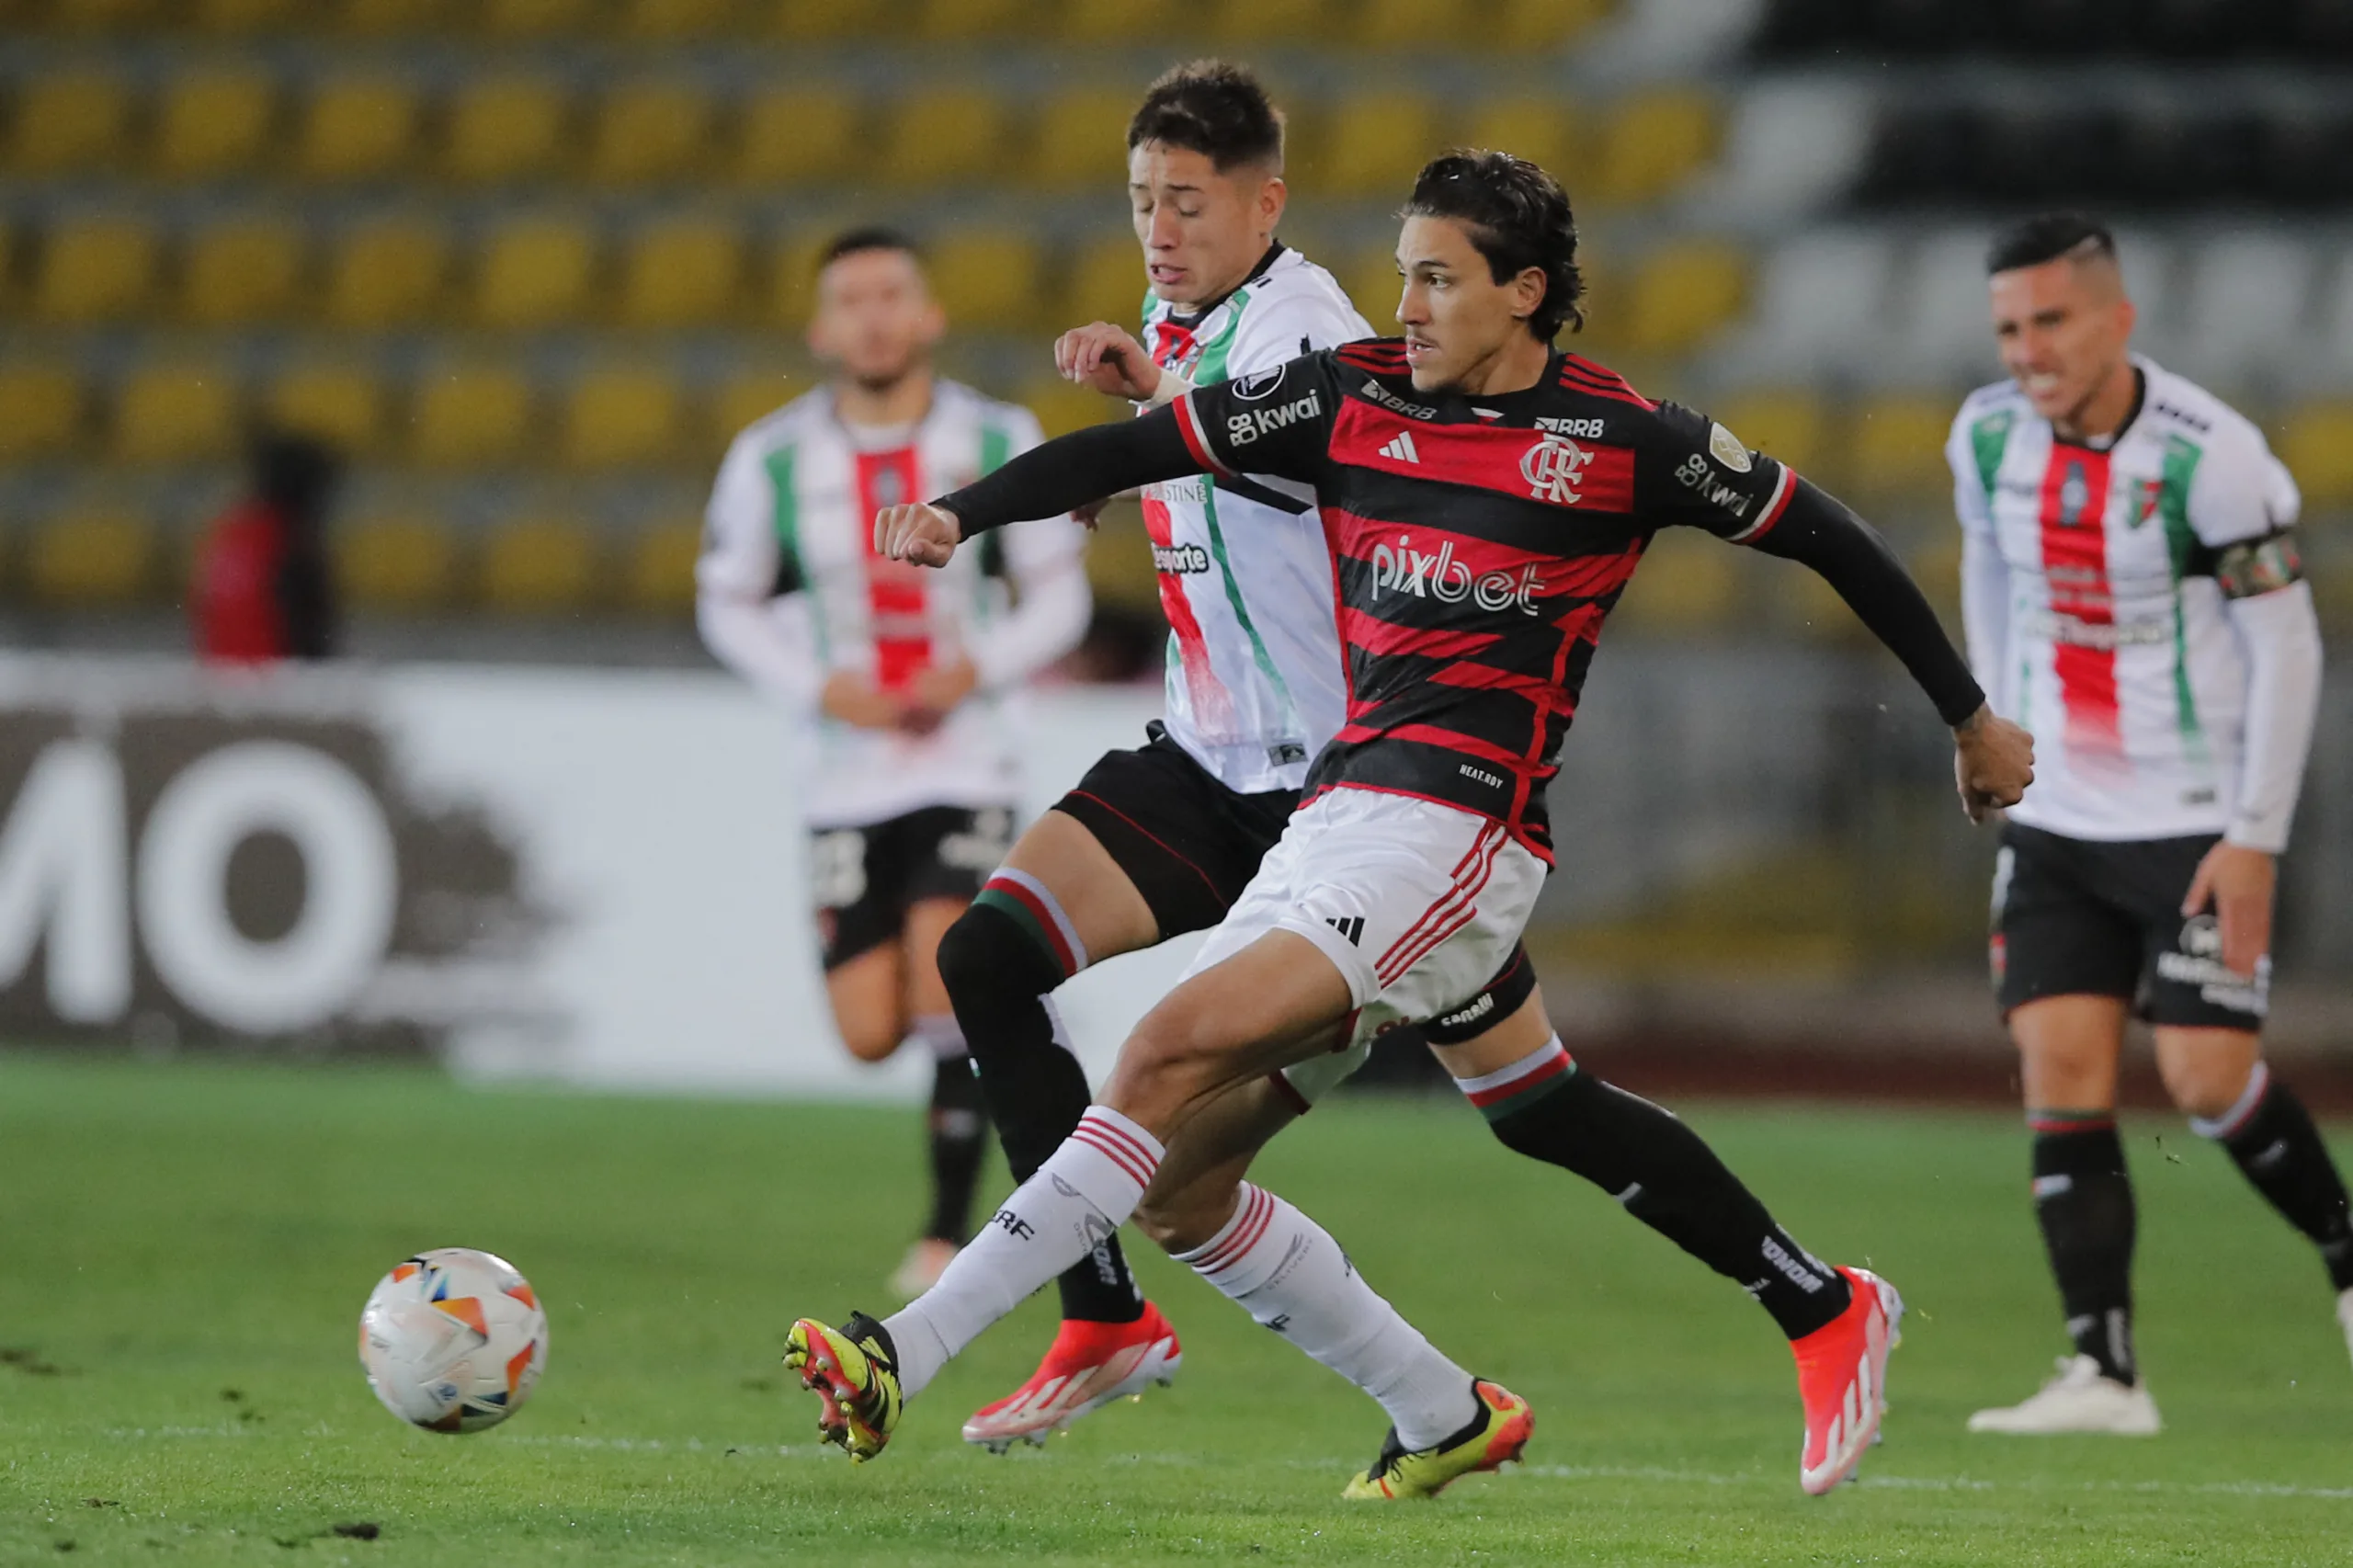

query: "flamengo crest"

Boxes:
[1520, 432, 1594, 505]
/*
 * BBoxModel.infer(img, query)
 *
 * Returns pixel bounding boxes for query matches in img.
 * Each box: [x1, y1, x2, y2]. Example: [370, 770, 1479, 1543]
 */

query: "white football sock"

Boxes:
[1175, 1182, 1477, 1449]
[882, 1106, 1161, 1399]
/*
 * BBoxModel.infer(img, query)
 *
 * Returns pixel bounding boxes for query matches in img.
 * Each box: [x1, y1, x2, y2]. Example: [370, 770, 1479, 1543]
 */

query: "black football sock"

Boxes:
[935, 902, 1144, 1324]
[2029, 1114, 2139, 1384]
[2193, 1066, 2353, 1292]
[1471, 1038, 1852, 1340]
[915, 1018, 989, 1244]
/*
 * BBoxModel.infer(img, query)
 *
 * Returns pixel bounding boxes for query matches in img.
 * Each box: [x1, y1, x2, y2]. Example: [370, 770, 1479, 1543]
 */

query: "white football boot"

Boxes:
[1967, 1355, 2161, 1436]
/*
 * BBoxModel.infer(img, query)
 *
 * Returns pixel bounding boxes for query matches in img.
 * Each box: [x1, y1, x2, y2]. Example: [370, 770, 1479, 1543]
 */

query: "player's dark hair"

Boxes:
[1986, 212, 2116, 275]
[819, 224, 922, 271]
[1401, 150, 1584, 339]
[1127, 60, 1284, 172]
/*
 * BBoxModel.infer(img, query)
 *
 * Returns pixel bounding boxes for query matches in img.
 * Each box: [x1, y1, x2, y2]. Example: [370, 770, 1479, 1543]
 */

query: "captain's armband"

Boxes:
[2214, 531, 2304, 600]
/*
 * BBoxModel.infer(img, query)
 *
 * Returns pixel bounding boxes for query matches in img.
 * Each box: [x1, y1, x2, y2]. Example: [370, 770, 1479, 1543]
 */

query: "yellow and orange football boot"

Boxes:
[1341, 1378, 1532, 1500]
[784, 1312, 904, 1463]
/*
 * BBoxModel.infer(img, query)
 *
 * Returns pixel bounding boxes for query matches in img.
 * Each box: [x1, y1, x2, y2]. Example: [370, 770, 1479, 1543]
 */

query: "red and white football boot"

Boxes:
[961, 1301, 1182, 1452]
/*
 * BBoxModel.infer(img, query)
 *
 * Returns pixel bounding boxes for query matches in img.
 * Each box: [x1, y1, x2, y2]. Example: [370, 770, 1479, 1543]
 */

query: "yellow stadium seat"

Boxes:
[1023, 87, 1135, 188]
[909, 0, 1036, 37]
[411, 362, 536, 467]
[1461, 99, 1581, 184]
[710, 365, 803, 449]
[623, 515, 704, 613]
[1206, 0, 1327, 41]
[337, 512, 458, 611]
[560, 365, 687, 469]
[762, 0, 892, 40]
[478, 0, 594, 37]
[1909, 535, 1964, 620]
[0, 361, 85, 461]
[45, 0, 158, 29]
[1592, 89, 1716, 205]
[873, 87, 1010, 187]
[2279, 403, 2353, 506]
[1708, 390, 1831, 485]
[2309, 554, 2353, 641]
[618, 217, 745, 329]
[736, 86, 862, 187]
[1493, 0, 1612, 50]
[112, 360, 241, 466]
[335, 0, 449, 34]
[481, 516, 600, 613]
[1338, 244, 1404, 333]
[1619, 240, 1745, 357]
[764, 231, 829, 327]
[1846, 395, 1960, 498]
[8, 70, 133, 174]
[192, 0, 298, 30]
[27, 504, 155, 608]
[1357, 0, 1456, 47]
[474, 216, 599, 330]
[617, 0, 745, 39]
[1304, 91, 1440, 201]
[265, 361, 386, 454]
[925, 231, 1049, 334]
[323, 216, 449, 328]
[588, 79, 714, 186]
[181, 216, 309, 326]
[154, 68, 277, 179]
[293, 75, 421, 182]
[1060, 0, 1176, 40]
[1018, 377, 1119, 440]
[1611, 527, 1738, 635]
[443, 75, 571, 185]
[33, 216, 159, 324]
[1062, 233, 1147, 330]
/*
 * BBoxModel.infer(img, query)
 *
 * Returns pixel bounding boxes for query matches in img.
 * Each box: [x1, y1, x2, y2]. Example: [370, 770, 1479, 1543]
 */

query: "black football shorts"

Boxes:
[1991, 821, 2268, 1030]
[811, 805, 1014, 971]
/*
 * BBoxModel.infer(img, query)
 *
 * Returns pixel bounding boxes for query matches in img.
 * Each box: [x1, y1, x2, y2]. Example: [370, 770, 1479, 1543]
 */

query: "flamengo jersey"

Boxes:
[1171, 339, 1801, 862]
[1138, 246, 1368, 793]
[699, 380, 1087, 829]
[1949, 358, 2302, 844]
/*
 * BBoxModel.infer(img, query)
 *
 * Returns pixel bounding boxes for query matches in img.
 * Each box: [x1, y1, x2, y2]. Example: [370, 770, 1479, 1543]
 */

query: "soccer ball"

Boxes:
[358, 1247, 548, 1433]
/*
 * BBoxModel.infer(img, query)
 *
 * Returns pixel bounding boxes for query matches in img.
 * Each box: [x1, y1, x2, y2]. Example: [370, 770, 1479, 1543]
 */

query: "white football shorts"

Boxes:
[1175, 785, 1548, 1108]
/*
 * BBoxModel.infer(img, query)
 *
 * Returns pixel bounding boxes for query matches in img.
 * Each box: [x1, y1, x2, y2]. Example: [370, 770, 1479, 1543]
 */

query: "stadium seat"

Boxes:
[265, 361, 387, 455]
[410, 362, 536, 468]
[622, 515, 704, 614]
[1591, 90, 1716, 205]
[925, 230, 1050, 334]
[191, 0, 299, 29]
[709, 364, 803, 450]
[25, 503, 155, 608]
[1205, 0, 1327, 43]
[478, 0, 594, 38]
[30, 215, 160, 324]
[7, 69, 133, 175]
[873, 87, 1011, 187]
[2279, 403, 2353, 507]
[443, 75, 572, 185]
[480, 515, 600, 613]
[1023, 87, 1136, 188]
[1060, 0, 1178, 40]
[336, 512, 458, 611]
[618, 217, 745, 329]
[1355, 0, 1456, 48]
[1062, 233, 1147, 330]
[0, 360, 85, 461]
[335, 0, 450, 32]
[322, 215, 449, 328]
[1609, 527, 1738, 635]
[1708, 390, 1830, 486]
[1886, 227, 1999, 383]
[1844, 394, 1958, 499]
[2177, 232, 2318, 386]
[111, 360, 242, 466]
[763, 232, 829, 327]
[39, 0, 156, 26]
[1017, 377, 1119, 440]
[616, 0, 745, 38]
[473, 215, 599, 329]
[2312, 253, 2353, 389]
[762, 0, 894, 40]
[1711, 232, 1896, 381]
[588, 79, 715, 187]
[909, 0, 1037, 38]
[1492, 0, 1611, 50]
[1461, 99, 1581, 178]
[560, 364, 688, 470]
[154, 67, 277, 180]
[1308, 90, 1441, 200]
[1619, 241, 1745, 357]
[180, 216, 309, 325]
[1908, 535, 1964, 622]
[736, 86, 862, 187]
[292, 75, 421, 182]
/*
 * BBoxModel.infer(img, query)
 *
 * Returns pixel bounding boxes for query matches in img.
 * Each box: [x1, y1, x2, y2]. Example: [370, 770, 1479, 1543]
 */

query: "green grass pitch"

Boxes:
[5, 1055, 2351, 1564]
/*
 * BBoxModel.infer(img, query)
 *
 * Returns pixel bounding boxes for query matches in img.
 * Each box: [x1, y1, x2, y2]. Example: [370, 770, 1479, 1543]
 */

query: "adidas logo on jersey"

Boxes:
[1378, 430, 1421, 464]
[1324, 915, 1366, 946]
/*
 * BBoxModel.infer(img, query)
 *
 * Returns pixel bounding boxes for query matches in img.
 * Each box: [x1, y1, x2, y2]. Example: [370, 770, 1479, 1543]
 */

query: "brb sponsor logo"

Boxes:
[1225, 391, 1321, 447]
[1368, 531, 1544, 615]
[1152, 541, 1211, 574]
[1519, 432, 1596, 505]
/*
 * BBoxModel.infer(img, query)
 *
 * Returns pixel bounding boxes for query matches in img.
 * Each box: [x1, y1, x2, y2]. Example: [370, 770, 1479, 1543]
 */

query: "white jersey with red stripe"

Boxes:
[698, 379, 1090, 829]
[1949, 358, 2302, 844]
[1136, 244, 1368, 794]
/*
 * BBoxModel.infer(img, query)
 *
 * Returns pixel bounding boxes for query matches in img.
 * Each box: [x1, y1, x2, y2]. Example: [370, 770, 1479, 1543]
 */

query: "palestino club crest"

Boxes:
[1520, 432, 1594, 506]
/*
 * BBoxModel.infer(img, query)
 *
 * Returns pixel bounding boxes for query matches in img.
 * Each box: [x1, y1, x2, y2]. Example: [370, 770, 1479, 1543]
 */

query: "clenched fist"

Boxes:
[873, 502, 963, 569]
[1953, 706, 2035, 824]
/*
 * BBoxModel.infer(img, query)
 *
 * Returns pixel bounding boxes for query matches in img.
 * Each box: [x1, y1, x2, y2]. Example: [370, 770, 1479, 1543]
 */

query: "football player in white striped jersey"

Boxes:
[698, 229, 1090, 1299]
[1954, 214, 2345, 1436]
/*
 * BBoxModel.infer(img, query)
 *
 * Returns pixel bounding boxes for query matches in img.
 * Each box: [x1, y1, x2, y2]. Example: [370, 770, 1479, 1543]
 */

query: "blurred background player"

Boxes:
[1955, 215, 2339, 1436]
[698, 228, 1091, 1298]
[191, 430, 341, 667]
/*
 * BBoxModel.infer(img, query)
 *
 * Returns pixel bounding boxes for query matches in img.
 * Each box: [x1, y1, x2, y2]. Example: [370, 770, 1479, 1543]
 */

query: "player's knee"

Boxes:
[1103, 1007, 1224, 1126]
[2160, 1051, 2254, 1121]
[937, 903, 1057, 1015]
[837, 1017, 900, 1063]
[1131, 1180, 1225, 1255]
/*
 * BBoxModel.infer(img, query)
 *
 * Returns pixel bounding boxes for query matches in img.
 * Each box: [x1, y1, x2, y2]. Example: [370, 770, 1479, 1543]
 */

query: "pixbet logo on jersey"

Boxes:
[1519, 432, 1596, 505]
[1369, 532, 1545, 614]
